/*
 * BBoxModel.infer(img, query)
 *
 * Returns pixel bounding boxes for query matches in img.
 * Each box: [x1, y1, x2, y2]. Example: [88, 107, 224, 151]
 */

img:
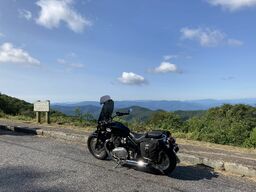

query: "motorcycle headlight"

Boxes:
[168, 137, 176, 144]
[174, 144, 179, 153]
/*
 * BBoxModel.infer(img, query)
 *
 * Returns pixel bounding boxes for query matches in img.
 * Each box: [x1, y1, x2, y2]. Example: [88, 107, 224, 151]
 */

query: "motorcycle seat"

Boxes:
[130, 132, 147, 142]
[146, 131, 164, 139]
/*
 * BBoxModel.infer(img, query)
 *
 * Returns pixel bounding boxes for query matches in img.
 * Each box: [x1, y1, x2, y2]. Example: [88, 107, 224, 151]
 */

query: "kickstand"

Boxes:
[114, 160, 122, 168]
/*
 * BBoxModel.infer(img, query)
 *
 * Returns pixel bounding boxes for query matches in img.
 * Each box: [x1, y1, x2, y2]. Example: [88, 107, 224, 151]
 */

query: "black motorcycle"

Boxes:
[87, 96, 179, 174]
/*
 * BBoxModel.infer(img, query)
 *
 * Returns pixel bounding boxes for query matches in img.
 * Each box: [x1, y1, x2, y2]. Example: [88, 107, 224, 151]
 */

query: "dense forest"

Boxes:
[0, 93, 255, 148]
[0, 93, 33, 116]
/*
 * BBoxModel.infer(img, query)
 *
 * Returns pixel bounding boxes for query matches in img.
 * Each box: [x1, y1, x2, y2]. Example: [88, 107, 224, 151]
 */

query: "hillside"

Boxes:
[174, 110, 205, 121]
[52, 105, 101, 118]
[0, 93, 96, 128]
[0, 93, 33, 116]
[116, 106, 156, 122]
[52, 104, 155, 121]
[52, 103, 206, 123]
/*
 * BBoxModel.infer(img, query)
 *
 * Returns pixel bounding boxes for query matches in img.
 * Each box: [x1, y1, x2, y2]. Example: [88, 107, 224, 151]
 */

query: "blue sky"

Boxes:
[0, 0, 256, 102]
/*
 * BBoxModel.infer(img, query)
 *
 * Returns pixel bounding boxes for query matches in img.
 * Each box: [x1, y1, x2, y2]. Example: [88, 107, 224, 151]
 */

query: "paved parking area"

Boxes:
[1, 129, 256, 192]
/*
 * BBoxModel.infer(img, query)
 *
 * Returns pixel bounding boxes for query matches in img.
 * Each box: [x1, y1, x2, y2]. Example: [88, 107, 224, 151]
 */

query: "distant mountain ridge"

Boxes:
[52, 104, 101, 117]
[53, 98, 256, 112]
[52, 98, 256, 121]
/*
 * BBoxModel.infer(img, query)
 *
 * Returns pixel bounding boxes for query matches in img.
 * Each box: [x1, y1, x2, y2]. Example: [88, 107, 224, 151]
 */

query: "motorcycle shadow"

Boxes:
[169, 164, 219, 181]
[123, 164, 219, 181]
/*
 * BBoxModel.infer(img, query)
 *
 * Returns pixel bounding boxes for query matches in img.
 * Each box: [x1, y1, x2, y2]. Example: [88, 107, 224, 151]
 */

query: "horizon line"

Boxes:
[52, 97, 256, 104]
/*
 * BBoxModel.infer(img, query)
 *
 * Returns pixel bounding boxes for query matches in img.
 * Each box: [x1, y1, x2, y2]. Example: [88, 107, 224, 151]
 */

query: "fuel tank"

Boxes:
[109, 122, 130, 137]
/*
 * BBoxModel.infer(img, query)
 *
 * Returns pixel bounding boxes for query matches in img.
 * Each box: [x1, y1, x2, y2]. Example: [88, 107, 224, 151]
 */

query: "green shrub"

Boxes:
[243, 128, 256, 148]
[0, 109, 5, 117]
[117, 104, 256, 148]
[147, 111, 183, 132]
[16, 115, 33, 121]
[185, 104, 256, 146]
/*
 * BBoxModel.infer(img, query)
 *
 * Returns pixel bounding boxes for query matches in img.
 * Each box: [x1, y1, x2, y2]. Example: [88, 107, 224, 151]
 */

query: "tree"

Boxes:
[185, 104, 256, 146]
[147, 111, 183, 132]
[83, 113, 94, 121]
[74, 108, 83, 122]
[244, 128, 256, 148]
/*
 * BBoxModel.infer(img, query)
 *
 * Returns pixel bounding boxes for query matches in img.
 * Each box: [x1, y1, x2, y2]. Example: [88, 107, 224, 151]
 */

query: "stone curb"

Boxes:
[0, 124, 87, 142]
[224, 162, 256, 178]
[1, 124, 255, 178]
[0, 124, 38, 135]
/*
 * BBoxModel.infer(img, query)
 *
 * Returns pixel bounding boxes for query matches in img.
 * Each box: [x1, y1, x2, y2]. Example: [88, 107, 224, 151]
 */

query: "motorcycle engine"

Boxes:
[113, 136, 121, 147]
[111, 136, 129, 160]
[112, 147, 128, 160]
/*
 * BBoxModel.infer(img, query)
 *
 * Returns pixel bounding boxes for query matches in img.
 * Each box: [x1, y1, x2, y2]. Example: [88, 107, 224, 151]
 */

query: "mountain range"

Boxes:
[52, 98, 256, 119]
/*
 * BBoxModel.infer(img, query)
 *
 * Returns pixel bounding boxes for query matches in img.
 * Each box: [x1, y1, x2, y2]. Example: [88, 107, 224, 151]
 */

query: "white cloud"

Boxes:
[180, 27, 243, 47]
[18, 9, 32, 20]
[0, 42, 40, 66]
[181, 27, 225, 47]
[227, 38, 244, 46]
[57, 58, 84, 68]
[118, 72, 146, 85]
[154, 62, 177, 73]
[163, 55, 178, 61]
[207, 0, 256, 11]
[36, 0, 92, 33]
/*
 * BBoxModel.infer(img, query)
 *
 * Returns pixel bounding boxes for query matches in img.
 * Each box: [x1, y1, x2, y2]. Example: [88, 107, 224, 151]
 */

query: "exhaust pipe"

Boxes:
[124, 160, 148, 168]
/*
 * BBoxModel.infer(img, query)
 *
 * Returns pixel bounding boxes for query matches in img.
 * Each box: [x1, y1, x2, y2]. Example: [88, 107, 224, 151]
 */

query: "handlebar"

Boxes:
[111, 111, 130, 119]
[98, 111, 131, 129]
[116, 112, 129, 116]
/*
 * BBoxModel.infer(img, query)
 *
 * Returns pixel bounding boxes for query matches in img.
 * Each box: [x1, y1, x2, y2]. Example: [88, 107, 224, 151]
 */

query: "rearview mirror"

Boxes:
[116, 112, 121, 116]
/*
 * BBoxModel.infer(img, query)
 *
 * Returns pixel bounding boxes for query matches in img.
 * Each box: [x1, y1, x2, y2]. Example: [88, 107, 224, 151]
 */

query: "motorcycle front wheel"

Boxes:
[87, 134, 108, 160]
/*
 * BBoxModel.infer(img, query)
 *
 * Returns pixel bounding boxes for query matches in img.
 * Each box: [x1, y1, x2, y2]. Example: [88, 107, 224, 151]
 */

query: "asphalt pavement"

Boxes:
[0, 129, 256, 192]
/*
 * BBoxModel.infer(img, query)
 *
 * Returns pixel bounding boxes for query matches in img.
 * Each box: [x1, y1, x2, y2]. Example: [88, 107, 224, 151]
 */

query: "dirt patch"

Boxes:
[177, 138, 256, 155]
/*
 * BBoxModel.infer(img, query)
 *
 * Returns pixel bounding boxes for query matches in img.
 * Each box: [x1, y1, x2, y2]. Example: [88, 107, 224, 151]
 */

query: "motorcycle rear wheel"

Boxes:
[154, 150, 177, 174]
[87, 134, 108, 160]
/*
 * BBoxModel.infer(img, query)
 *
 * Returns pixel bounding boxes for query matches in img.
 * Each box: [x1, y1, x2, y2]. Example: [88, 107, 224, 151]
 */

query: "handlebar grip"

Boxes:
[116, 112, 129, 116]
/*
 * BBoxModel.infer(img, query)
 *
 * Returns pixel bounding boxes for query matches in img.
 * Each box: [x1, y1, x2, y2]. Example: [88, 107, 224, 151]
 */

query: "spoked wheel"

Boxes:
[87, 135, 108, 160]
[153, 150, 177, 174]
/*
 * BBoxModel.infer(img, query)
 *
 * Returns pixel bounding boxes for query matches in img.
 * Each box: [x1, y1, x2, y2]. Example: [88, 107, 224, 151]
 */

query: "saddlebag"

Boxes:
[140, 138, 160, 161]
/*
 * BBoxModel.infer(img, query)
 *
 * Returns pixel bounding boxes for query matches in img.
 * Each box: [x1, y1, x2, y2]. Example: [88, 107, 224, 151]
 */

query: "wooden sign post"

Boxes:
[34, 100, 50, 124]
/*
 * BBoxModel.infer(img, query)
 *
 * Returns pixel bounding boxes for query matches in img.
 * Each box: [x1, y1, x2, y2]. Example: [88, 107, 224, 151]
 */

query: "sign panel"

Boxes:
[34, 101, 50, 112]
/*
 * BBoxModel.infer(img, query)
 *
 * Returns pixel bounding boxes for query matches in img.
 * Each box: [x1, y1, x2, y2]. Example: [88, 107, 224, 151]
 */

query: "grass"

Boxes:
[0, 115, 95, 132]
[176, 137, 256, 155]
[1, 114, 256, 152]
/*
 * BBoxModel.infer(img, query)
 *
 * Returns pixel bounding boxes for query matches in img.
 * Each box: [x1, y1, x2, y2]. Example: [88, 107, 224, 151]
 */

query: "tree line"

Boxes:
[139, 104, 256, 148]
[0, 93, 255, 148]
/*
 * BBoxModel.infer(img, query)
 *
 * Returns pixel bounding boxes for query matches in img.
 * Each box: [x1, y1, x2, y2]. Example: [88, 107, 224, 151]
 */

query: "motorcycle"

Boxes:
[87, 95, 179, 174]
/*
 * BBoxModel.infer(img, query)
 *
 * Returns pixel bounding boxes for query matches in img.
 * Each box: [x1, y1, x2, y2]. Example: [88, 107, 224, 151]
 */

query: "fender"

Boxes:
[90, 130, 98, 137]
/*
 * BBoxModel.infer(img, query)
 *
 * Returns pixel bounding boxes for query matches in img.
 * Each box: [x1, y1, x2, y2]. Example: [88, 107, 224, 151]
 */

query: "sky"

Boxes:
[0, 0, 256, 103]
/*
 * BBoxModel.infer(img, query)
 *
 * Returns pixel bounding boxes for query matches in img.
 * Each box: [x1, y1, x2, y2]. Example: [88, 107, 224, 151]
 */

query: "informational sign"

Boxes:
[34, 100, 50, 112]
